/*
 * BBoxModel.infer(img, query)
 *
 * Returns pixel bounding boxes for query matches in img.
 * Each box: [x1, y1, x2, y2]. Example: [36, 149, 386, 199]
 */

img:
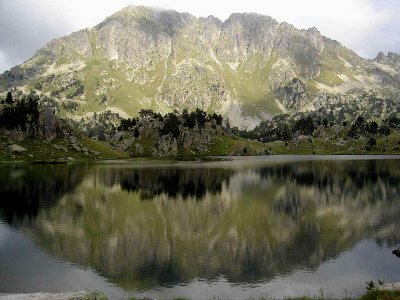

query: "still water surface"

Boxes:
[1, 155, 400, 299]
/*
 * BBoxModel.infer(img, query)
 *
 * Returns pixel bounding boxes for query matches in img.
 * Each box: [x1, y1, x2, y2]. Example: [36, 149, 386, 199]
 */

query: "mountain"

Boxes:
[1, 5, 400, 128]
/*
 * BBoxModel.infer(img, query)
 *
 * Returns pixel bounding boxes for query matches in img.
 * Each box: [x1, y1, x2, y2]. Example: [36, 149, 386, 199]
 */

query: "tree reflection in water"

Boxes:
[1, 159, 400, 290]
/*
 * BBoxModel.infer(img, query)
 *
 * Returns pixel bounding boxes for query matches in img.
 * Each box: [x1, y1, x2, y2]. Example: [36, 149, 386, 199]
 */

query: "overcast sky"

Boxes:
[1, 0, 399, 73]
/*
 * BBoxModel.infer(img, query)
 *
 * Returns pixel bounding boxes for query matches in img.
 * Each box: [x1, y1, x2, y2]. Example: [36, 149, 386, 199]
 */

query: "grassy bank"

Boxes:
[0, 135, 128, 163]
[265, 132, 400, 155]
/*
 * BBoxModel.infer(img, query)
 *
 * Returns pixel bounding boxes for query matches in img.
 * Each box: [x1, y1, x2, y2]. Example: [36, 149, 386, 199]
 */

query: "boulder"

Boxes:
[8, 144, 27, 154]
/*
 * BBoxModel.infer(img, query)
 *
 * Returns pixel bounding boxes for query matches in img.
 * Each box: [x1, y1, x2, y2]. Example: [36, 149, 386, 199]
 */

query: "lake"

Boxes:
[1, 155, 400, 299]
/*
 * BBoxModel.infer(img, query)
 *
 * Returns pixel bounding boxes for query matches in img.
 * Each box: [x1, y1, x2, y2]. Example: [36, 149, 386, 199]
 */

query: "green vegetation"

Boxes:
[0, 93, 39, 130]
[1, 90, 400, 161]
[232, 102, 400, 154]
[360, 289, 400, 300]
[0, 92, 128, 162]
[115, 108, 268, 157]
[0, 135, 128, 163]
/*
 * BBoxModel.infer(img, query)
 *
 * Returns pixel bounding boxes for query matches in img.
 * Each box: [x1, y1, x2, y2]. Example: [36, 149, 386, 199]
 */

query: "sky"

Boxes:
[0, 0, 399, 73]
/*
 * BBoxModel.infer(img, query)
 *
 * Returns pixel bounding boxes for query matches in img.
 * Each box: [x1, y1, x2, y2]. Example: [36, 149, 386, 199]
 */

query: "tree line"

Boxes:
[118, 108, 224, 138]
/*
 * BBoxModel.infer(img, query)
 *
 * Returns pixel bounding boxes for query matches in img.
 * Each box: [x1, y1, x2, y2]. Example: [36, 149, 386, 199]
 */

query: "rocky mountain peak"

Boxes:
[1, 6, 399, 130]
[98, 5, 196, 37]
[199, 15, 223, 27]
[376, 51, 386, 62]
[375, 51, 400, 65]
[223, 12, 278, 29]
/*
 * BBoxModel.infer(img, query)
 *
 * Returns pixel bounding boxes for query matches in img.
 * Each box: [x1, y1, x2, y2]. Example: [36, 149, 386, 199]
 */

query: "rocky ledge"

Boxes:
[0, 290, 106, 300]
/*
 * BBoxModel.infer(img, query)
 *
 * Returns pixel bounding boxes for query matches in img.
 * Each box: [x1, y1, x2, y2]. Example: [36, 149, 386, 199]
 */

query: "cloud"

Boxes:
[0, 0, 399, 73]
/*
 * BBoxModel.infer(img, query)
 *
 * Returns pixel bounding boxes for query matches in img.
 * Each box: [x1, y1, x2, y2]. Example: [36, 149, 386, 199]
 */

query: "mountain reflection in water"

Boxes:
[0, 157, 400, 294]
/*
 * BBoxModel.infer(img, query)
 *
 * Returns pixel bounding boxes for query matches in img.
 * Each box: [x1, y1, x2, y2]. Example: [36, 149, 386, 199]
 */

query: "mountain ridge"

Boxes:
[1, 5, 399, 129]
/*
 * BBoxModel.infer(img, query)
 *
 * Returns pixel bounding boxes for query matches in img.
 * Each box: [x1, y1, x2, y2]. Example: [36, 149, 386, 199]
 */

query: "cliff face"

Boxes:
[1, 5, 399, 128]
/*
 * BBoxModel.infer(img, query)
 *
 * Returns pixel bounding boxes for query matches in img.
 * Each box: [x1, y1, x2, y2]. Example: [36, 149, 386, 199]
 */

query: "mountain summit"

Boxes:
[1, 5, 399, 128]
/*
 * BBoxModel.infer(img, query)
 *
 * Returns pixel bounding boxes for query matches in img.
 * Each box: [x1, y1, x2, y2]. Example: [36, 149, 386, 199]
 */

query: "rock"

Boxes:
[0, 289, 107, 300]
[71, 144, 82, 152]
[89, 150, 101, 155]
[376, 51, 386, 62]
[111, 132, 123, 141]
[375, 51, 400, 65]
[275, 78, 309, 109]
[8, 144, 27, 154]
[38, 108, 57, 141]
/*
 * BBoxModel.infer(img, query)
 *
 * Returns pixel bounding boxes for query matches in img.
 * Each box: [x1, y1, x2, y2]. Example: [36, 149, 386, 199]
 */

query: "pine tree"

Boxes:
[5, 91, 13, 105]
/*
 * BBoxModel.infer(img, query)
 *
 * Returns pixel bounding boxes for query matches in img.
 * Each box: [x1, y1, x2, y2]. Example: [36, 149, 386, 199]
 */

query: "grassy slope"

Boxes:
[265, 132, 400, 155]
[3, 129, 399, 163]
[130, 130, 268, 157]
[205, 134, 267, 156]
[0, 135, 128, 162]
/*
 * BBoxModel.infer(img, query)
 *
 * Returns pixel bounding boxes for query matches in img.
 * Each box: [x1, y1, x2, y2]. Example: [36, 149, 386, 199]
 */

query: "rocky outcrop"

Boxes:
[38, 108, 57, 141]
[7, 144, 27, 154]
[115, 111, 227, 156]
[376, 51, 400, 65]
[274, 78, 309, 109]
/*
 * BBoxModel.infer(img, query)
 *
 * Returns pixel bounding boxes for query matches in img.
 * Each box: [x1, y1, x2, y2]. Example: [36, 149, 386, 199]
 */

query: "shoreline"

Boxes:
[2, 153, 400, 165]
[2, 285, 400, 300]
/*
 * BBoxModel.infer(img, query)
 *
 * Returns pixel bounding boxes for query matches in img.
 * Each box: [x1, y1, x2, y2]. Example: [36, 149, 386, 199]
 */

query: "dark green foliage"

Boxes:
[294, 116, 315, 135]
[387, 115, 400, 128]
[119, 118, 137, 131]
[348, 116, 366, 138]
[0, 93, 39, 130]
[235, 107, 398, 145]
[277, 124, 292, 141]
[365, 280, 375, 291]
[118, 109, 225, 144]
[367, 121, 378, 134]
[5, 91, 13, 105]
[365, 138, 376, 151]
[139, 109, 161, 119]
[183, 111, 196, 129]
[379, 123, 390, 136]
[160, 113, 181, 138]
[134, 127, 140, 138]
[210, 113, 223, 125]
[195, 108, 206, 128]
